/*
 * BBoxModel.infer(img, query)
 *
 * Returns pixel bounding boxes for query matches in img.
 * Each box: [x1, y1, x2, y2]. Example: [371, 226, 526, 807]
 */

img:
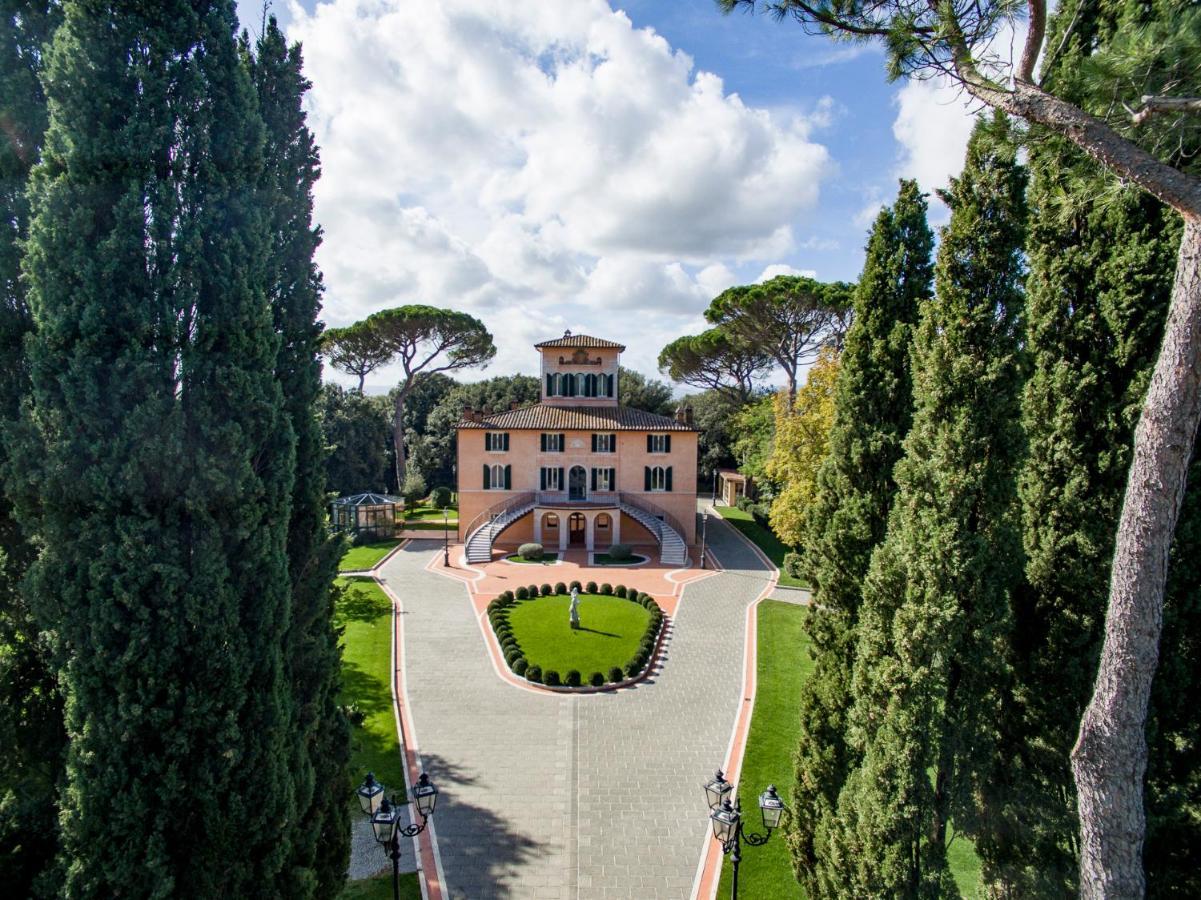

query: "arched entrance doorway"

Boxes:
[568, 465, 587, 501]
[568, 512, 586, 545]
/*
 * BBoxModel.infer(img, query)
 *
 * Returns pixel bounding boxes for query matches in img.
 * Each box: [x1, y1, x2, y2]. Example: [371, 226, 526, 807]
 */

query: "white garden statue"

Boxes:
[569, 587, 580, 630]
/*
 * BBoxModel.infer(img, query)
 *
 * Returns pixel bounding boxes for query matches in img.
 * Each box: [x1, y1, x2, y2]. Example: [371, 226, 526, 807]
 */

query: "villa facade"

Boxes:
[456, 332, 698, 564]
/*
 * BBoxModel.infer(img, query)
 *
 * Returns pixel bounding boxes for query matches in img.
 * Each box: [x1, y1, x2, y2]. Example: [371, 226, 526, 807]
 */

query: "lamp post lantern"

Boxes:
[703, 773, 788, 900]
[357, 771, 440, 900]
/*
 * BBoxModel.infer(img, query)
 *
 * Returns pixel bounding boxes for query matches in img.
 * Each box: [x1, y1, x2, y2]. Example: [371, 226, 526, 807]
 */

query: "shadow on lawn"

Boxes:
[335, 578, 390, 625]
[572, 625, 620, 638]
[415, 751, 549, 899]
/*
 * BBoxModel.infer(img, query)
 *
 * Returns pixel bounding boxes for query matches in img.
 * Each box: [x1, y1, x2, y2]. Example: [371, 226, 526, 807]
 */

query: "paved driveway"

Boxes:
[376, 507, 772, 899]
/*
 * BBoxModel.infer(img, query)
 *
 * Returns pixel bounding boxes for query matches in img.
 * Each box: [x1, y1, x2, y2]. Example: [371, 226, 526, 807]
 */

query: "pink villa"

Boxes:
[456, 332, 698, 565]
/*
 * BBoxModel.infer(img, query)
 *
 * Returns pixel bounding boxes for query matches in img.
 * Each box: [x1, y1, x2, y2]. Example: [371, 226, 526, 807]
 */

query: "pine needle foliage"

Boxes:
[821, 113, 1027, 897]
[788, 179, 932, 891]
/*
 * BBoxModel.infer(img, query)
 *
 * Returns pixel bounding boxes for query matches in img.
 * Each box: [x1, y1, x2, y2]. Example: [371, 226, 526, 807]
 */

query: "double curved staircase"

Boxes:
[463, 492, 688, 566]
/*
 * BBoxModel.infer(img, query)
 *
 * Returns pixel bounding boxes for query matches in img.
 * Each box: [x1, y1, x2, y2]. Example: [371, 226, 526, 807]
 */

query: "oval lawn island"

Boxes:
[487, 582, 665, 688]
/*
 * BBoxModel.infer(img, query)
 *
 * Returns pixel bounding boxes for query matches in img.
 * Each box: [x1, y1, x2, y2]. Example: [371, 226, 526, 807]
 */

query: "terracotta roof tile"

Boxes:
[459, 404, 695, 431]
[533, 332, 626, 350]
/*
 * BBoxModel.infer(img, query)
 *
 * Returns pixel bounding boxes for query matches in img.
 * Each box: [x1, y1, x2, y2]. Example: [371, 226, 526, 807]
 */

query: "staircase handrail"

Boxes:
[464, 492, 535, 542]
[618, 492, 687, 545]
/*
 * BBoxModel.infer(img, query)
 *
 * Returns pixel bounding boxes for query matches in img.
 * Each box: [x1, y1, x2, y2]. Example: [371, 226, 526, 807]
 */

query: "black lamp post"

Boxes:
[703, 769, 788, 900]
[700, 508, 709, 570]
[357, 771, 440, 900]
[443, 507, 450, 566]
[712, 468, 718, 506]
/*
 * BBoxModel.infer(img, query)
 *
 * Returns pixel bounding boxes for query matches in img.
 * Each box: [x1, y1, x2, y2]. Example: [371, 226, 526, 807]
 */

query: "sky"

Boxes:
[236, 0, 992, 390]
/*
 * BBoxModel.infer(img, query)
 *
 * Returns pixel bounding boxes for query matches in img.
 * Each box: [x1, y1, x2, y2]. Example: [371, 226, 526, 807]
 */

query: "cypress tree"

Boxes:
[15, 3, 298, 895]
[822, 113, 1027, 896]
[0, 4, 63, 894]
[1011, 0, 1201, 892]
[249, 17, 350, 896]
[788, 179, 932, 889]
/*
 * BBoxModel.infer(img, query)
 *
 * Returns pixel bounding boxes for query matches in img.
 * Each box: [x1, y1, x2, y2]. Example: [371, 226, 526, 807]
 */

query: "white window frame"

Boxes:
[489, 464, 506, 490]
[543, 433, 563, 452]
[650, 465, 667, 491]
[649, 434, 668, 454]
[594, 468, 613, 491]
[542, 467, 562, 491]
[486, 432, 507, 452]
[595, 433, 613, 453]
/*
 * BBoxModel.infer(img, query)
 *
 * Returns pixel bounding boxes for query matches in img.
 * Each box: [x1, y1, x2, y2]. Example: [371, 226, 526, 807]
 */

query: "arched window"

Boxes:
[543, 513, 559, 530]
[650, 466, 667, 491]
[596, 513, 611, 532]
[490, 464, 505, 489]
[584, 373, 597, 397]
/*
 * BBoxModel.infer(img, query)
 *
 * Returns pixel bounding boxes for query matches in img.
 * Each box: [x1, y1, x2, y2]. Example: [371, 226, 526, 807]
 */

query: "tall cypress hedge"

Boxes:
[14, 3, 300, 894]
[788, 179, 932, 889]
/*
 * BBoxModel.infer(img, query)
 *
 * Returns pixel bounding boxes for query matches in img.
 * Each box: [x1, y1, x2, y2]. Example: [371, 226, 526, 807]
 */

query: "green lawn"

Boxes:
[718, 600, 812, 899]
[715, 505, 807, 589]
[336, 577, 405, 801]
[401, 521, 457, 531]
[339, 540, 401, 572]
[592, 552, 648, 566]
[504, 553, 560, 564]
[504, 594, 650, 675]
[403, 505, 457, 522]
[717, 601, 982, 897]
[338, 872, 421, 900]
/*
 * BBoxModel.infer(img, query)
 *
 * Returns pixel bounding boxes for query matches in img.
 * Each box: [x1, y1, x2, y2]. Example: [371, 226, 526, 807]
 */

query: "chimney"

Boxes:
[462, 405, 474, 421]
[684, 404, 694, 426]
[510, 400, 520, 410]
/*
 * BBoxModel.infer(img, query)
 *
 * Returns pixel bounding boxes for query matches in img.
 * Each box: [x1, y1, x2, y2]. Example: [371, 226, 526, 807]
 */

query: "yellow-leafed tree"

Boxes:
[766, 346, 840, 547]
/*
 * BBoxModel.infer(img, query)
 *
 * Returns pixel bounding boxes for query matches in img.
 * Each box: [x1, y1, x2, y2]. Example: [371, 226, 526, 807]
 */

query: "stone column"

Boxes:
[559, 516, 568, 552]
[611, 512, 621, 547]
[585, 512, 595, 551]
[534, 512, 542, 544]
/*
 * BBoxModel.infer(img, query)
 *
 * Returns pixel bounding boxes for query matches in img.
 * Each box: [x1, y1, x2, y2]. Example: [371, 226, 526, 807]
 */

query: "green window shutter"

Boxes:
[609, 467, 616, 487]
[666, 467, 673, 492]
[590, 468, 597, 491]
[540, 468, 547, 490]
[559, 433, 565, 452]
[644, 466, 651, 491]
[483, 464, 490, 489]
[591, 434, 597, 452]
[546, 373, 552, 395]
[541, 433, 547, 452]
[503, 433, 510, 451]
[646, 434, 652, 453]
[665, 434, 671, 453]
[504, 465, 512, 490]
[610, 433, 616, 453]
[558, 467, 564, 488]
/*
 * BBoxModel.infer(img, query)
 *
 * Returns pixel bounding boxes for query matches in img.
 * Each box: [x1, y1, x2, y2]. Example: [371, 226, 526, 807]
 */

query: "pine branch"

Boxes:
[1130, 95, 1201, 127]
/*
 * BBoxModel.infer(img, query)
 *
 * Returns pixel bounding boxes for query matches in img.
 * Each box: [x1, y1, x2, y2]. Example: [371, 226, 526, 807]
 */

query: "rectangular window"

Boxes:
[592, 468, 614, 492]
[541, 467, 563, 491]
[485, 432, 509, 452]
[648, 434, 670, 454]
[541, 433, 564, 452]
[592, 433, 615, 453]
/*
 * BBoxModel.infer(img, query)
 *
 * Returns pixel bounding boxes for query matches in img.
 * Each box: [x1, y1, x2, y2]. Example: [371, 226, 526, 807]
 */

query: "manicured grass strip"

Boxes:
[403, 505, 457, 522]
[339, 540, 401, 572]
[504, 553, 559, 564]
[592, 553, 648, 566]
[948, 827, 983, 897]
[338, 872, 421, 900]
[336, 577, 405, 800]
[505, 594, 649, 675]
[401, 521, 457, 531]
[718, 601, 811, 899]
[715, 505, 807, 589]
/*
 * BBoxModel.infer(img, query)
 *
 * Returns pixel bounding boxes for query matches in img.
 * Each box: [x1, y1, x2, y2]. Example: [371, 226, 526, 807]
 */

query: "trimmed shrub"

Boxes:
[518, 542, 544, 561]
[615, 585, 627, 598]
[402, 471, 427, 506]
[608, 666, 624, 683]
[565, 670, 582, 687]
[599, 583, 612, 595]
[526, 664, 542, 683]
[624, 658, 644, 679]
[500, 590, 515, 602]
[783, 551, 805, 580]
[512, 658, 528, 676]
[585, 581, 598, 594]
[504, 647, 522, 666]
[430, 485, 453, 509]
[569, 580, 582, 592]
[544, 670, 561, 687]
[607, 543, 632, 561]
[589, 671, 606, 687]
[515, 586, 529, 600]
[735, 494, 754, 512]
[540, 583, 553, 597]
[637, 592, 650, 604]
[527, 584, 539, 597]
[555, 582, 567, 595]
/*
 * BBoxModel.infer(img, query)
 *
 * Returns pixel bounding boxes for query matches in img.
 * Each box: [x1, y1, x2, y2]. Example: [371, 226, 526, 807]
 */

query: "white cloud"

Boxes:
[288, 0, 833, 389]
[756, 263, 817, 281]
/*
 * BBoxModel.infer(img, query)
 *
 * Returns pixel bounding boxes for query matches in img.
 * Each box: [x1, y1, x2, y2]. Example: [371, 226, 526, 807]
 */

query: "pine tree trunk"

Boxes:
[1072, 218, 1201, 897]
[393, 388, 407, 493]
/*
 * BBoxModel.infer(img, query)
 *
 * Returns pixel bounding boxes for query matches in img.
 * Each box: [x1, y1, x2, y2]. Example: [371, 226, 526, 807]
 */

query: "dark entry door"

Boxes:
[569, 512, 586, 545]
[569, 466, 587, 501]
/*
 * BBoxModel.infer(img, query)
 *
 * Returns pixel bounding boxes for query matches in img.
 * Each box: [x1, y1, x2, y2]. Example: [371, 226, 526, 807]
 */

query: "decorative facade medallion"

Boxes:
[559, 348, 602, 365]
